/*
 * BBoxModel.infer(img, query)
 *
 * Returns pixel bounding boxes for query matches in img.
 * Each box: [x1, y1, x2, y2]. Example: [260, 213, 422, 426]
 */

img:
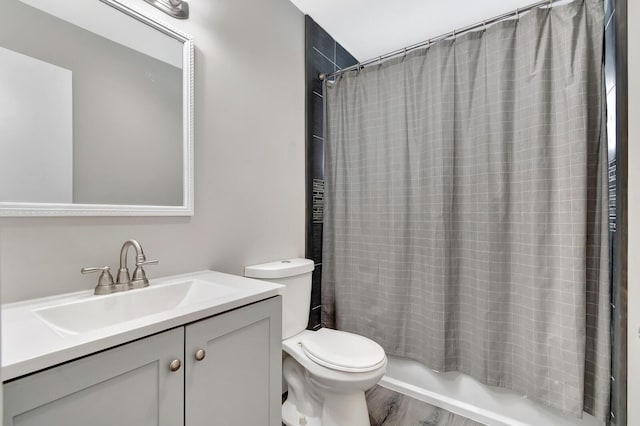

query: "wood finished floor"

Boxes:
[366, 385, 484, 426]
[281, 385, 484, 425]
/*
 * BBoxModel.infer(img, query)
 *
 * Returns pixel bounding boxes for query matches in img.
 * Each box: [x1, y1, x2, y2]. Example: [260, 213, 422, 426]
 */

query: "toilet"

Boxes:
[245, 258, 387, 426]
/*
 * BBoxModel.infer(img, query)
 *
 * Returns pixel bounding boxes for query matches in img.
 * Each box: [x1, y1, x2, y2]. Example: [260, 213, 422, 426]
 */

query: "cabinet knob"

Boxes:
[195, 349, 206, 361]
[169, 359, 181, 372]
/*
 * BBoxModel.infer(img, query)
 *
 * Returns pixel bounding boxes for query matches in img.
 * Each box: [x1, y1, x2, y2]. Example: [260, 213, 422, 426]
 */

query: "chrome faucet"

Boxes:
[81, 239, 158, 295]
[116, 239, 159, 289]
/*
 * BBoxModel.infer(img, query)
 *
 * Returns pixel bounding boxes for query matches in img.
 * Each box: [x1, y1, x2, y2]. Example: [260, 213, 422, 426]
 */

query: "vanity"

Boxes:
[0, 1, 285, 424]
[2, 271, 283, 426]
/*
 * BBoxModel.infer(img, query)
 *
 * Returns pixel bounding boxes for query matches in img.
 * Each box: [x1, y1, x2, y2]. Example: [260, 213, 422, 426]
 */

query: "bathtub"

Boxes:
[378, 356, 602, 426]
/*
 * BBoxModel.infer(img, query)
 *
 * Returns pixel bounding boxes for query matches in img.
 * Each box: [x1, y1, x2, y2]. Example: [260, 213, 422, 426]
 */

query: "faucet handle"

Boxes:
[81, 266, 123, 295]
[81, 266, 114, 284]
[130, 259, 158, 289]
[81, 266, 109, 273]
[135, 259, 159, 267]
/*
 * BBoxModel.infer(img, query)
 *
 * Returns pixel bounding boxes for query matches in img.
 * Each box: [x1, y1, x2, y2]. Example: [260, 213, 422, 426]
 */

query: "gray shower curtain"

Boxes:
[322, 0, 609, 420]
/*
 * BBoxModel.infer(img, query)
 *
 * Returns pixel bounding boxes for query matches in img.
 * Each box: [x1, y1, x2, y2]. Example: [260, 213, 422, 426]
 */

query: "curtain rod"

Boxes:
[319, 0, 562, 80]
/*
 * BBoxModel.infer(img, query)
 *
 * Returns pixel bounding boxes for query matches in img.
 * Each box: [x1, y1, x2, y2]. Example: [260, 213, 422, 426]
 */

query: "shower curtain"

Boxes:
[322, 0, 609, 420]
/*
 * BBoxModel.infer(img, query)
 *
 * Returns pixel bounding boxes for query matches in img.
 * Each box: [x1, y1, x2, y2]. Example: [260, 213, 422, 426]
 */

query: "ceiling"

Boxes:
[288, 0, 541, 61]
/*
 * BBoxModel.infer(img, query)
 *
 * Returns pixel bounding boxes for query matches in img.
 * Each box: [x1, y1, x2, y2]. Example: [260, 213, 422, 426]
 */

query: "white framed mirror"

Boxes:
[0, 0, 194, 216]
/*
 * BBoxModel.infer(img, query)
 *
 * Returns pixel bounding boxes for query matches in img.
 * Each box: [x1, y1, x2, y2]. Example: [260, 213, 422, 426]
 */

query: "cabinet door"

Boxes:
[185, 296, 282, 426]
[4, 327, 184, 426]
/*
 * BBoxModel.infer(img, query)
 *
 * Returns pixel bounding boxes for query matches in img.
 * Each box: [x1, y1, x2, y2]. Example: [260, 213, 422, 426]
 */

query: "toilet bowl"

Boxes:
[245, 259, 387, 426]
[282, 329, 386, 426]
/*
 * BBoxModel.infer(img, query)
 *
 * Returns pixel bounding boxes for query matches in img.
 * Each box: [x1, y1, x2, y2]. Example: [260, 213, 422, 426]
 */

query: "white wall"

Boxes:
[0, 0, 306, 303]
[289, 0, 541, 60]
[0, 47, 73, 204]
[628, 1, 639, 423]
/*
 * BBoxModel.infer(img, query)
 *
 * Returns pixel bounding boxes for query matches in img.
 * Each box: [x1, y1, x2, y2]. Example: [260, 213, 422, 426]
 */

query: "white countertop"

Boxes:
[2, 270, 282, 381]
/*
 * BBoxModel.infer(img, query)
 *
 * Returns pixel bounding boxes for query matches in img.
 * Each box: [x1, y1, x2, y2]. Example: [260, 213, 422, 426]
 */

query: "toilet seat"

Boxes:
[299, 328, 386, 373]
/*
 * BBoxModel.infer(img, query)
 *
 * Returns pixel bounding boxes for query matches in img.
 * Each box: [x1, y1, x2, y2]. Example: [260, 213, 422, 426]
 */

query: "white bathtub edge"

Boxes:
[379, 375, 520, 426]
[379, 356, 603, 426]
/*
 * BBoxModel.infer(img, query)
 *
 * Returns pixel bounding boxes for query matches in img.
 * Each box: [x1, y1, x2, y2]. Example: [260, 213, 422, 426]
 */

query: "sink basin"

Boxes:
[33, 279, 238, 335]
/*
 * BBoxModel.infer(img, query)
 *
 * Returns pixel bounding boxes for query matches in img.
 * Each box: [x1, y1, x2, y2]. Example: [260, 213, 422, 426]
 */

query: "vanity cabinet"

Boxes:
[185, 296, 282, 425]
[3, 296, 282, 426]
[3, 327, 184, 426]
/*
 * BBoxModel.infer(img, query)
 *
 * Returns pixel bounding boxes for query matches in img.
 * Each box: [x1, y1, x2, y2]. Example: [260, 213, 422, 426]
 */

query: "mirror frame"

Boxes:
[0, 0, 194, 217]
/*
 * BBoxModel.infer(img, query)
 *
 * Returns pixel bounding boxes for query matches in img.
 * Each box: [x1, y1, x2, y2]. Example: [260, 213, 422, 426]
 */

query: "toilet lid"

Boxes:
[300, 329, 386, 373]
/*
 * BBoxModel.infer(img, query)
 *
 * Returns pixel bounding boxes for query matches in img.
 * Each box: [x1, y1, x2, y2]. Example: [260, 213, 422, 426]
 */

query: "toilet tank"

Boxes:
[245, 258, 315, 339]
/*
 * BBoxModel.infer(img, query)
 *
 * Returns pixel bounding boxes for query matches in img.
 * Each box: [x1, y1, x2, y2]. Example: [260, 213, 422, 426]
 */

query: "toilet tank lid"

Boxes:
[245, 258, 314, 279]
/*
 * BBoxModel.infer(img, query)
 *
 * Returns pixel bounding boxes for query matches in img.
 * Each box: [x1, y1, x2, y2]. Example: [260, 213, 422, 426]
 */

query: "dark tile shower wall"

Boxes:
[604, 0, 620, 423]
[305, 16, 357, 330]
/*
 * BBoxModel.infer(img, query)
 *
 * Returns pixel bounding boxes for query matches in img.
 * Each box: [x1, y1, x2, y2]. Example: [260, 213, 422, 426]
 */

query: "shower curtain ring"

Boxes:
[483, 21, 487, 33]
[452, 29, 456, 41]
[516, 8, 520, 20]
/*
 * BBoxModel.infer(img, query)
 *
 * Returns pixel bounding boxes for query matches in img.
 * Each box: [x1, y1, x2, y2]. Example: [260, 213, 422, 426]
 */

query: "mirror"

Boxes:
[0, 0, 194, 216]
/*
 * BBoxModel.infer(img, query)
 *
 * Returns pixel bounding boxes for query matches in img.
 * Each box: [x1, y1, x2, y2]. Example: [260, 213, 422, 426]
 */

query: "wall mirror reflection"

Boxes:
[0, 0, 194, 216]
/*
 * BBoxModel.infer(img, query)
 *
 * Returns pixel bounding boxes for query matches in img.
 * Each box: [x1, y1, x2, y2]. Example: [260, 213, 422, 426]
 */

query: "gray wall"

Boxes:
[0, 0, 306, 302]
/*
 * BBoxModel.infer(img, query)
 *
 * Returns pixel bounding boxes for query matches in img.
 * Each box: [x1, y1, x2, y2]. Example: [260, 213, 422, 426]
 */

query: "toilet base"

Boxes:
[320, 392, 369, 426]
[282, 391, 370, 426]
[282, 399, 321, 426]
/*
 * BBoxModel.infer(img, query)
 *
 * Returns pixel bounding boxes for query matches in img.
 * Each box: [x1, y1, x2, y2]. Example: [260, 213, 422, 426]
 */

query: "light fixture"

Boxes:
[144, 0, 189, 19]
